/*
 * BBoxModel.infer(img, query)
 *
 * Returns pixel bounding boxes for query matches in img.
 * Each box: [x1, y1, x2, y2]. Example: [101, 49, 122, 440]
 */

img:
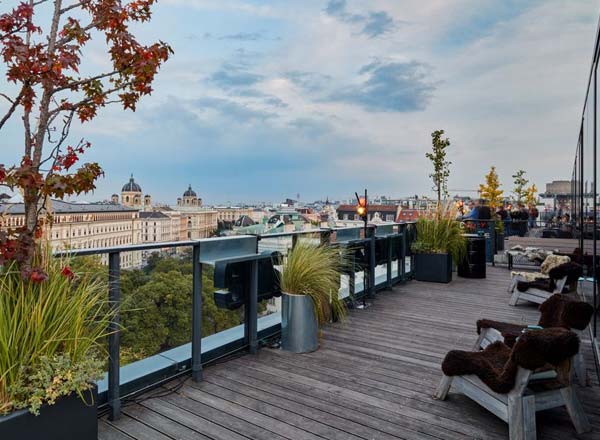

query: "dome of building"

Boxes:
[122, 175, 142, 192]
[183, 185, 197, 197]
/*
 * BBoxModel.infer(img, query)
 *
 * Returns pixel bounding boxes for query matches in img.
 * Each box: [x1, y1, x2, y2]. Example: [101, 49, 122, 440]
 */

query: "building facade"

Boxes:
[0, 199, 142, 268]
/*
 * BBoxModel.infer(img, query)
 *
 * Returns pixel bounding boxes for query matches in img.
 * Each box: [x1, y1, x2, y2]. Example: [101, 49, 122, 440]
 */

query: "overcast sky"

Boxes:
[2, 0, 599, 205]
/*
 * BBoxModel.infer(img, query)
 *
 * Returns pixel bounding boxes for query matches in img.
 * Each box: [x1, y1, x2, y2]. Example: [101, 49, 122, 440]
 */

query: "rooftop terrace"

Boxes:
[98, 266, 600, 440]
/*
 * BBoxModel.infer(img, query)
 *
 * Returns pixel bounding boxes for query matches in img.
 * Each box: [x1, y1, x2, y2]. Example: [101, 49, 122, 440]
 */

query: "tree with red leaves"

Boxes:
[0, 0, 172, 278]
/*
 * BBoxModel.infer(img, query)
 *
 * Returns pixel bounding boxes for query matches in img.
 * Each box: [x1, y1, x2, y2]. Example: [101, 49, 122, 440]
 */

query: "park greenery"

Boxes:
[73, 250, 249, 365]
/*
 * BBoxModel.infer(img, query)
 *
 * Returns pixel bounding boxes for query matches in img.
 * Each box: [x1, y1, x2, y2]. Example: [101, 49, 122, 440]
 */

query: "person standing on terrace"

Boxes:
[462, 199, 479, 220]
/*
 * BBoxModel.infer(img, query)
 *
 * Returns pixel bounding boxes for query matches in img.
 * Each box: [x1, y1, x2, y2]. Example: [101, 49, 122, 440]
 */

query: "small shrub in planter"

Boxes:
[278, 242, 347, 353]
[0, 247, 113, 439]
[410, 206, 467, 284]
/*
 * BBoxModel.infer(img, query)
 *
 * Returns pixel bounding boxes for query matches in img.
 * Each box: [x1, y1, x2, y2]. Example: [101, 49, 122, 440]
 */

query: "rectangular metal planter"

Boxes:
[414, 253, 452, 283]
[0, 386, 97, 440]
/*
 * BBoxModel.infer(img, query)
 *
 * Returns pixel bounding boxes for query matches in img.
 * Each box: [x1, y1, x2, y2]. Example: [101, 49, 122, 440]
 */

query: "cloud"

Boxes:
[219, 32, 265, 41]
[284, 71, 332, 92]
[194, 97, 277, 122]
[324, 0, 395, 38]
[288, 117, 333, 138]
[328, 60, 435, 112]
[208, 63, 264, 89]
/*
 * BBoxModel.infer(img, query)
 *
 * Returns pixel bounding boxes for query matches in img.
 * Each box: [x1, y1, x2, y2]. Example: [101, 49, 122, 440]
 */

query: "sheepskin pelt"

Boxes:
[511, 271, 548, 282]
[538, 294, 594, 331]
[442, 328, 579, 394]
[540, 254, 571, 274]
[515, 262, 582, 293]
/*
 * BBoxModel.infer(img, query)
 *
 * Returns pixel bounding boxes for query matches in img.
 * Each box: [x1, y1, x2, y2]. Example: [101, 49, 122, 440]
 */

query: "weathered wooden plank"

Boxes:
[181, 384, 325, 440]
[105, 414, 173, 440]
[123, 403, 213, 440]
[112, 266, 598, 440]
[98, 420, 135, 440]
[161, 392, 289, 440]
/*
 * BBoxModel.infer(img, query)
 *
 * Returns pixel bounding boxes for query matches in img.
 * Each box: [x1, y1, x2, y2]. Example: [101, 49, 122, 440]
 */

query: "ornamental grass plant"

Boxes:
[411, 202, 467, 264]
[278, 241, 348, 326]
[0, 245, 113, 416]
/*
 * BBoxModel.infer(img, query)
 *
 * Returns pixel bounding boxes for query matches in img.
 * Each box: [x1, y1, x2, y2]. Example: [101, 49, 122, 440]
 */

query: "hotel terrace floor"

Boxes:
[98, 267, 600, 440]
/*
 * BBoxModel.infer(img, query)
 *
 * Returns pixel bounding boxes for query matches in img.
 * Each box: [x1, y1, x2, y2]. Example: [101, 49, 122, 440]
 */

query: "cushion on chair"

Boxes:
[442, 328, 579, 394]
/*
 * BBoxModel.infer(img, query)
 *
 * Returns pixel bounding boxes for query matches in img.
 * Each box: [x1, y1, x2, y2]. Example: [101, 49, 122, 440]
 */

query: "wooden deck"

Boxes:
[98, 267, 600, 440]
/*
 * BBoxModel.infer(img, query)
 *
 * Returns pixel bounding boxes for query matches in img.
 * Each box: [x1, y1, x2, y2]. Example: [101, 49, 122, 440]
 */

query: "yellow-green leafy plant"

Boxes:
[0, 246, 113, 416]
[278, 241, 348, 326]
[411, 203, 467, 264]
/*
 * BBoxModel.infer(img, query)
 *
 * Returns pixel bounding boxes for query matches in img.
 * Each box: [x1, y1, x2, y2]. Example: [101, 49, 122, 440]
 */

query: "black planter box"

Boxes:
[414, 253, 452, 283]
[0, 386, 97, 440]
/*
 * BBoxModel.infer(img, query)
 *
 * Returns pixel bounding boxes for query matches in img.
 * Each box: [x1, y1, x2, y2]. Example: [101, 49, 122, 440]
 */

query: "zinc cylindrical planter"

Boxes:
[281, 292, 319, 353]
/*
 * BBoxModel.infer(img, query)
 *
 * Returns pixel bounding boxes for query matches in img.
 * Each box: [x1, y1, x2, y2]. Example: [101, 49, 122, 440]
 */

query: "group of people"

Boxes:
[460, 199, 540, 237]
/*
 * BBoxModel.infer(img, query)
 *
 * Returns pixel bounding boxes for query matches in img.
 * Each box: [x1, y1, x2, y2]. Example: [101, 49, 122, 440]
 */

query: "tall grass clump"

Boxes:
[279, 241, 347, 326]
[0, 246, 113, 415]
[411, 202, 467, 264]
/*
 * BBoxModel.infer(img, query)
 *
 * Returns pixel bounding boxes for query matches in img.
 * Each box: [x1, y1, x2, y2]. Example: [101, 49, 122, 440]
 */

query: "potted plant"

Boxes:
[411, 208, 467, 283]
[0, 247, 112, 439]
[278, 242, 347, 353]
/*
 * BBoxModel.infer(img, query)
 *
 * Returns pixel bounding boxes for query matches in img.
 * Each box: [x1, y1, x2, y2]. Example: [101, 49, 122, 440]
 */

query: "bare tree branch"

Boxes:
[60, 0, 91, 15]
[51, 69, 120, 94]
[48, 81, 133, 118]
[0, 88, 25, 131]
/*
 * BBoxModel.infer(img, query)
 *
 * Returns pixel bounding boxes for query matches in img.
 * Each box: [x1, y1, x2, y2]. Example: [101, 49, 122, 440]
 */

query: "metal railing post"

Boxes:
[247, 259, 258, 354]
[386, 237, 393, 289]
[108, 252, 121, 421]
[368, 227, 376, 297]
[400, 230, 407, 282]
[191, 244, 203, 382]
[320, 229, 331, 246]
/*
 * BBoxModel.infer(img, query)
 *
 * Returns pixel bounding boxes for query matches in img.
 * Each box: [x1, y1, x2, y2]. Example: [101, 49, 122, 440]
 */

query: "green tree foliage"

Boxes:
[426, 130, 452, 206]
[119, 253, 244, 363]
[512, 170, 529, 203]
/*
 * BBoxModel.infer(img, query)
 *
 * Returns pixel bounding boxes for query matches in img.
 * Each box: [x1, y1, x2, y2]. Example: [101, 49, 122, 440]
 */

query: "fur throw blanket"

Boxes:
[442, 328, 579, 394]
[477, 294, 594, 347]
[538, 293, 594, 330]
[516, 262, 582, 293]
[511, 254, 571, 282]
[540, 254, 571, 274]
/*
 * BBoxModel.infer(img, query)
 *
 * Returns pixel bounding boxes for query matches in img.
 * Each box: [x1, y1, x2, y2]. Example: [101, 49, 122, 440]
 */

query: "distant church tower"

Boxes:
[111, 194, 119, 204]
[121, 175, 143, 208]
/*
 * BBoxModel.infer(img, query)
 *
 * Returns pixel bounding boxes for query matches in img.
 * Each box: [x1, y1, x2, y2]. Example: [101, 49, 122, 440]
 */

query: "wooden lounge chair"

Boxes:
[509, 262, 582, 306]
[434, 328, 591, 440]
[476, 294, 594, 386]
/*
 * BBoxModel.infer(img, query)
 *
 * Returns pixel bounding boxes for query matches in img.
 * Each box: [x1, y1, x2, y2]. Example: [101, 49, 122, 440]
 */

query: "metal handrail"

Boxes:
[50, 222, 415, 420]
